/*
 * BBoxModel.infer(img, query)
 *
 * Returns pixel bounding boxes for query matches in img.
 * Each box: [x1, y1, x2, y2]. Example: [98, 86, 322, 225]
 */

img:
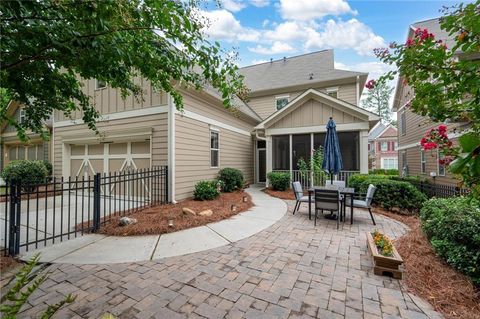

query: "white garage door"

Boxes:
[69, 141, 151, 178]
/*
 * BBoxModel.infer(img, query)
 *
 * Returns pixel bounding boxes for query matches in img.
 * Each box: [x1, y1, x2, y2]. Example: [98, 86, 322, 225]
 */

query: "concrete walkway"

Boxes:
[20, 186, 287, 264]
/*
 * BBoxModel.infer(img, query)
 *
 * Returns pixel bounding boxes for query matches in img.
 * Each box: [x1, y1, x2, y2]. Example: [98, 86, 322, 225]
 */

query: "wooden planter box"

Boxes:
[366, 232, 404, 279]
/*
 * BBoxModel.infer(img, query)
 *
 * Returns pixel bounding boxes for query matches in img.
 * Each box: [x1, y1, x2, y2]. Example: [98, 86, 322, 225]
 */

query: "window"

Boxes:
[380, 142, 388, 151]
[275, 96, 289, 110]
[382, 158, 398, 169]
[421, 150, 426, 174]
[272, 135, 290, 170]
[326, 87, 339, 98]
[393, 142, 398, 151]
[401, 111, 406, 135]
[19, 109, 26, 123]
[210, 130, 219, 168]
[438, 151, 446, 176]
[96, 79, 106, 90]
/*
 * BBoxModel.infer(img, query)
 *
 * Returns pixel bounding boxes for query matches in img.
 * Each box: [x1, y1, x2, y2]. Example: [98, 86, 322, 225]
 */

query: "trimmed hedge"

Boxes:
[420, 197, 480, 285]
[1, 160, 48, 191]
[193, 180, 219, 201]
[217, 168, 244, 192]
[349, 174, 427, 212]
[369, 169, 399, 175]
[267, 172, 290, 191]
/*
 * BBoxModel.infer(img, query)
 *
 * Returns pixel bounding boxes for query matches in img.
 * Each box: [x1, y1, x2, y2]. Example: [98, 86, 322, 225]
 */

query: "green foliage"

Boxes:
[1, 0, 247, 141]
[0, 254, 76, 318]
[420, 197, 480, 285]
[361, 81, 394, 123]
[1, 160, 48, 191]
[376, 1, 480, 196]
[217, 168, 244, 192]
[267, 172, 291, 191]
[297, 147, 326, 186]
[43, 160, 53, 177]
[193, 180, 220, 201]
[369, 169, 399, 175]
[349, 174, 427, 212]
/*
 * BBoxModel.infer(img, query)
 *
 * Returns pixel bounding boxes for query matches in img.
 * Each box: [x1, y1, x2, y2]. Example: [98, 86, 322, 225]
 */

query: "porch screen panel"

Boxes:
[292, 134, 311, 170]
[313, 133, 326, 150]
[338, 132, 359, 171]
[272, 135, 289, 170]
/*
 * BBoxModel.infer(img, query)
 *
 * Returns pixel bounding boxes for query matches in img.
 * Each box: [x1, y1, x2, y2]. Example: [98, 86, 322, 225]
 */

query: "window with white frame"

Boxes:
[421, 150, 426, 174]
[275, 96, 289, 110]
[382, 158, 398, 169]
[326, 87, 338, 98]
[438, 150, 446, 176]
[393, 141, 398, 151]
[95, 79, 106, 90]
[19, 109, 26, 123]
[380, 141, 388, 151]
[210, 130, 219, 168]
[401, 111, 406, 135]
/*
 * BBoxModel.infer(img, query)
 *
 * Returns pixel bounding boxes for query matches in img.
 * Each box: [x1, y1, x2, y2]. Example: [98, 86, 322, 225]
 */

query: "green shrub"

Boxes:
[1, 160, 48, 191]
[267, 172, 291, 191]
[193, 180, 220, 200]
[420, 197, 480, 285]
[349, 174, 427, 212]
[43, 160, 53, 177]
[217, 168, 244, 192]
[370, 169, 399, 175]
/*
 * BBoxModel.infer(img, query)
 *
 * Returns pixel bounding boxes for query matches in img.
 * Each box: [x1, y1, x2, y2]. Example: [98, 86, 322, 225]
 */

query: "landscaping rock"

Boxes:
[182, 207, 196, 216]
[119, 217, 137, 226]
[199, 209, 213, 217]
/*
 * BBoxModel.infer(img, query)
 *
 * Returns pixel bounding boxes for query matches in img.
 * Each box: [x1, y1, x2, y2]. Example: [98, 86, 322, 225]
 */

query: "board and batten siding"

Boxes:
[53, 113, 168, 177]
[54, 78, 167, 122]
[175, 92, 255, 200]
[247, 83, 358, 120]
[268, 98, 361, 129]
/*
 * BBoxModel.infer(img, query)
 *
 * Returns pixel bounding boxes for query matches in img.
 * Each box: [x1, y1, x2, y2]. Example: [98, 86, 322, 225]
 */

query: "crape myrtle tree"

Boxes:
[1, 0, 247, 141]
[374, 1, 480, 197]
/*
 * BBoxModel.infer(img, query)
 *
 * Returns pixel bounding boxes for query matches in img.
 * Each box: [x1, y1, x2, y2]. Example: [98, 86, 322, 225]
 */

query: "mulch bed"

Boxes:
[0, 255, 20, 273]
[373, 208, 480, 319]
[97, 191, 253, 236]
[264, 188, 296, 200]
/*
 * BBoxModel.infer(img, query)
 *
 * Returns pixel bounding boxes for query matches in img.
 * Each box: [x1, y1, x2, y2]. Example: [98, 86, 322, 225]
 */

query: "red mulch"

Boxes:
[264, 188, 296, 200]
[0, 255, 20, 273]
[97, 191, 253, 236]
[374, 208, 480, 319]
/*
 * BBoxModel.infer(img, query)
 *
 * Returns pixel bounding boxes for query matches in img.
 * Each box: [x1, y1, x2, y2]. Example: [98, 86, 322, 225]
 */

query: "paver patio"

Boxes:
[13, 191, 442, 319]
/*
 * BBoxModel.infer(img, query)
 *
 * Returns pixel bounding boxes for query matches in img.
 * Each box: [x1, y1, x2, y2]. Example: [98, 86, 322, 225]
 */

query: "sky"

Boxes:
[198, 0, 467, 83]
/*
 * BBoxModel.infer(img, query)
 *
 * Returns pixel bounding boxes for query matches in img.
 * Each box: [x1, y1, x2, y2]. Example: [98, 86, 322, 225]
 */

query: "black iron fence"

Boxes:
[1, 166, 168, 256]
[408, 180, 470, 198]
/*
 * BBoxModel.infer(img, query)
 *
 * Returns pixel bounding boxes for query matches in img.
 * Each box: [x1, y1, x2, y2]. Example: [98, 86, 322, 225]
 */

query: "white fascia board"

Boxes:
[54, 105, 168, 128]
[265, 122, 369, 136]
[179, 110, 251, 136]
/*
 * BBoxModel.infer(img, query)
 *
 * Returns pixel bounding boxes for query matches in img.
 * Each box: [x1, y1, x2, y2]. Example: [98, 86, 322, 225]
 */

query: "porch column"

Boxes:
[310, 133, 314, 187]
[266, 135, 272, 186]
[359, 129, 369, 174]
[289, 134, 293, 181]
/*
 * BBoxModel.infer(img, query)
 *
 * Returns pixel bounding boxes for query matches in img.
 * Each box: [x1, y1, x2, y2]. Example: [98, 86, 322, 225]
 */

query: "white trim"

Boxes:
[396, 142, 420, 151]
[179, 109, 251, 136]
[62, 130, 152, 143]
[255, 88, 379, 129]
[360, 130, 369, 173]
[420, 150, 426, 174]
[95, 79, 106, 90]
[396, 98, 412, 113]
[53, 105, 169, 128]
[437, 149, 446, 177]
[266, 136, 272, 186]
[288, 134, 293, 181]
[326, 86, 339, 93]
[209, 126, 220, 132]
[210, 130, 220, 168]
[266, 122, 369, 136]
[356, 75, 360, 106]
[167, 95, 176, 203]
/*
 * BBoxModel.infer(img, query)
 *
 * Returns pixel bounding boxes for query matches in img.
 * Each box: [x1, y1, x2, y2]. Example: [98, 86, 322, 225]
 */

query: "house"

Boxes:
[368, 122, 398, 170]
[393, 18, 471, 185]
[1, 49, 379, 201]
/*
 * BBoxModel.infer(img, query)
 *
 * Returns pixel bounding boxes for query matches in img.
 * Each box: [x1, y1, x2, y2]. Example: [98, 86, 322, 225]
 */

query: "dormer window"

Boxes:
[95, 79, 106, 90]
[275, 96, 289, 110]
[19, 109, 26, 123]
[326, 87, 339, 98]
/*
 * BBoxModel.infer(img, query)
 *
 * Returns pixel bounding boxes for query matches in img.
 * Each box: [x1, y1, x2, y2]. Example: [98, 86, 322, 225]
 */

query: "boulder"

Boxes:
[199, 209, 213, 217]
[182, 207, 196, 216]
[119, 216, 137, 226]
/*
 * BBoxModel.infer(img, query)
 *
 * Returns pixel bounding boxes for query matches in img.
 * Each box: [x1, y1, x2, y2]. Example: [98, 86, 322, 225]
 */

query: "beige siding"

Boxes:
[53, 113, 168, 177]
[248, 83, 358, 120]
[55, 78, 168, 121]
[269, 98, 361, 129]
[175, 92, 255, 200]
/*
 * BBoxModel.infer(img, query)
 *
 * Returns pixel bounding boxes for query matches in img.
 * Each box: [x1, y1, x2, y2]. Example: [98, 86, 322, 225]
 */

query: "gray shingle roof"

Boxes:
[239, 50, 367, 93]
[368, 122, 386, 141]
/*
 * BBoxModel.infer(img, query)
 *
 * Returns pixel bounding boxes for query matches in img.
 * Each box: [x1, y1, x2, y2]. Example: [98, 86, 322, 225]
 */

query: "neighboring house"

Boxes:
[368, 122, 398, 170]
[393, 18, 474, 185]
[0, 101, 52, 171]
[2, 49, 379, 201]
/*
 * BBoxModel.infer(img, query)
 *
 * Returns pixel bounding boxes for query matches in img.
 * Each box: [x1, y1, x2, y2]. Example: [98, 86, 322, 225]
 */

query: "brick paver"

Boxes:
[14, 200, 442, 318]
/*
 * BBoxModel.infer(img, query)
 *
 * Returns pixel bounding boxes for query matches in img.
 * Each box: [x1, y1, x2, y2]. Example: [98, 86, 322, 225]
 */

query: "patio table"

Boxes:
[308, 186, 355, 224]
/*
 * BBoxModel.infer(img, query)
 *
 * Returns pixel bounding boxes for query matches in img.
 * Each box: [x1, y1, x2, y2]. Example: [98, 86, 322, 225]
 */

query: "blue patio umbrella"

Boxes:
[322, 117, 343, 183]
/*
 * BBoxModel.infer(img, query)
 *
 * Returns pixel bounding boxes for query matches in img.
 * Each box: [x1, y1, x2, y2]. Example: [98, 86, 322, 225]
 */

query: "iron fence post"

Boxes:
[93, 173, 101, 232]
[8, 180, 21, 256]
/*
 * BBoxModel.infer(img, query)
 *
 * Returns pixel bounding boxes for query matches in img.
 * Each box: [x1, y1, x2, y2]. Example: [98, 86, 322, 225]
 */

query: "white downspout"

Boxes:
[356, 75, 360, 106]
[167, 94, 176, 203]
